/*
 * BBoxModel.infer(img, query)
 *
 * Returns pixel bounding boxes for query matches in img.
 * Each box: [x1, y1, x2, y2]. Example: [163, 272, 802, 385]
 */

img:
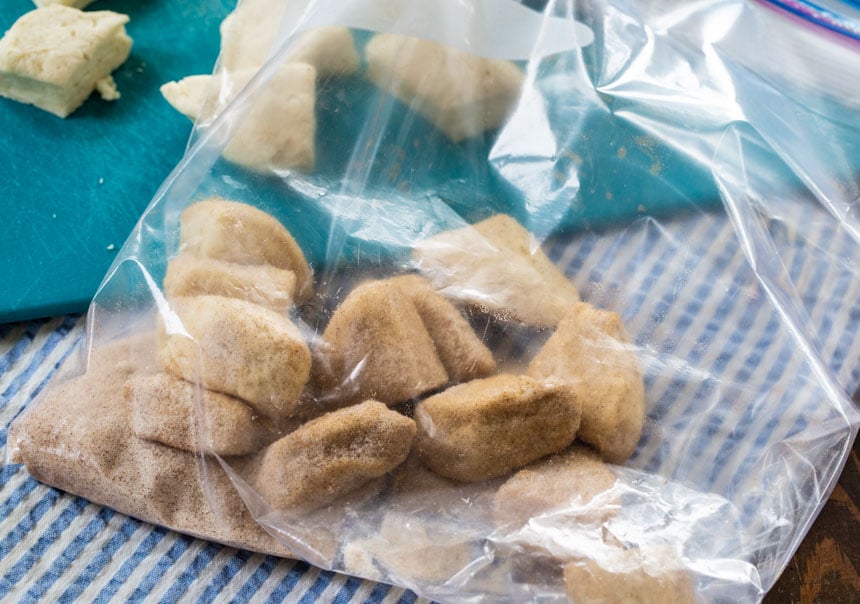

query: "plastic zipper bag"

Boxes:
[8, 0, 860, 601]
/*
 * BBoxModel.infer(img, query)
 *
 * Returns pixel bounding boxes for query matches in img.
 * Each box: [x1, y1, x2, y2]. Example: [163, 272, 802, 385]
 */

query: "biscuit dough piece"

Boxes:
[389, 274, 496, 382]
[125, 373, 285, 456]
[164, 254, 297, 314]
[493, 444, 618, 528]
[179, 198, 313, 301]
[33, 0, 95, 7]
[416, 374, 581, 482]
[343, 512, 478, 584]
[249, 401, 415, 515]
[159, 74, 211, 121]
[157, 296, 311, 419]
[528, 302, 645, 464]
[413, 214, 580, 327]
[163, 63, 316, 173]
[319, 280, 449, 405]
[365, 33, 524, 142]
[563, 548, 695, 604]
[0, 5, 132, 117]
[219, 0, 359, 76]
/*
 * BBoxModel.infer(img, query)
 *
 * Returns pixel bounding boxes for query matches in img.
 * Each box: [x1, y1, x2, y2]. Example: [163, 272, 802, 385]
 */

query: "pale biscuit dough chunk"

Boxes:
[125, 373, 285, 457]
[248, 400, 415, 515]
[415, 374, 581, 482]
[493, 444, 618, 528]
[164, 254, 297, 314]
[162, 63, 316, 173]
[365, 33, 524, 142]
[528, 302, 645, 464]
[33, 1, 95, 9]
[0, 5, 132, 117]
[563, 547, 695, 604]
[157, 296, 311, 419]
[219, 0, 358, 76]
[317, 279, 449, 405]
[389, 274, 496, 382]
[413, 214, 580, 327]
[179, 198, 313, 301]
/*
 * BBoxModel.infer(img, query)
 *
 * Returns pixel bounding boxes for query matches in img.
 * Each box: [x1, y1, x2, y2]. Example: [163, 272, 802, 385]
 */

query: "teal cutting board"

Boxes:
[0, 0, 235, 322]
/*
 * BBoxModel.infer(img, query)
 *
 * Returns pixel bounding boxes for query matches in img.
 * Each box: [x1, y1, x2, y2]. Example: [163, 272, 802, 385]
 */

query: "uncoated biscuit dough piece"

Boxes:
[318, 279, 449, 405]
[415, 374, 581, 482]
[228, 63, 317, 173]
[248, 400, 416, 515]
[528, 301, 645, 464]
[157, 295, 311, 419]
[365, 33, 524, 142]
[219, 0, 359, 76]
[163, 62, 317, 173]
[413, 214, 580, 327]
[0, 5, 132, 117]
[389, 274, 496, 382]
[125, 373, 286, 457]
[179, 198, 313, 301]
[493, 444, 618, 528]
[563, 546, 696, 604]
[164, 254, 297, 314]
[33, 0, 95, 8]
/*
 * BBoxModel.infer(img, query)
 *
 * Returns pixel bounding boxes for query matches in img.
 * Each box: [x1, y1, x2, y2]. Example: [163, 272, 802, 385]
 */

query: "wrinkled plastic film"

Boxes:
[8, 0, 860, 602]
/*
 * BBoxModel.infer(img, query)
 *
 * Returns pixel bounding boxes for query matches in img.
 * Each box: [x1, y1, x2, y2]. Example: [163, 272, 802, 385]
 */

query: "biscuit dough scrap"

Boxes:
[493, 444, 618, 528]
[365, 33, 524, 142]
[164, 254, 297, 314]
[413, 214, 580, 327]
[528, 302, 645, 464]
[415, 374, 581, 482]
[388, 274, 496, 382]
[0, 5, 132, 117]
[318, 279, 449, 405]
[179, 198, 313, 301]
[125, 373, 285, 457]
[248, 400, 415, 514]
[157, 295, 311, 419]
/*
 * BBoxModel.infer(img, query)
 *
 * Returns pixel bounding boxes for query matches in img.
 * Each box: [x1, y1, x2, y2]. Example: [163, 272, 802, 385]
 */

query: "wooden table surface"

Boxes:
[765, 434, 860, 603]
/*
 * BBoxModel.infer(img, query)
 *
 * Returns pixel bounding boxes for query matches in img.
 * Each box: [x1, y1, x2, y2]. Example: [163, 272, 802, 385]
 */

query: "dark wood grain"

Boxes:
[765, 436, 860, 603]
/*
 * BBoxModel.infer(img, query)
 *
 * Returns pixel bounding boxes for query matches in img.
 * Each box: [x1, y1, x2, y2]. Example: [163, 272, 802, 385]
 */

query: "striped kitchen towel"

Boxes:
[3, 200, 860, 601]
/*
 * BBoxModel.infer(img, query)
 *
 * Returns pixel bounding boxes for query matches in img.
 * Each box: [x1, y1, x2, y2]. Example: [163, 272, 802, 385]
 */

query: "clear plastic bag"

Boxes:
[8, 0, 860, 601]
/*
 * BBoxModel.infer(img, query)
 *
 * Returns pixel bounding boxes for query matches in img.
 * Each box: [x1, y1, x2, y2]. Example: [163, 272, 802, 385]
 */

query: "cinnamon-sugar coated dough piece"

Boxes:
[7, 335, 293, 557]
[248, 401, 415, 515]
[179, 198, 313, 301]
[157, 296, 311, 419]
[413, 214, 579, 327]
[528, 301, 645, 463]
[563, 547, 696, 604]
[493, 444, 618, 528]
[365, 33, 523, 142]
[389, 274, 496, 382]
[415, 374, 581, 482]
[318, 279, 448, 405]
[164, 254, 297, 314]
[125, 373, 285, 456]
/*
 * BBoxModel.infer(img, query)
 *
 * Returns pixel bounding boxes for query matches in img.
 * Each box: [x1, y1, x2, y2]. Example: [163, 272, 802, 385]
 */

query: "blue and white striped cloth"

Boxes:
[3, 201, 860, 601]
